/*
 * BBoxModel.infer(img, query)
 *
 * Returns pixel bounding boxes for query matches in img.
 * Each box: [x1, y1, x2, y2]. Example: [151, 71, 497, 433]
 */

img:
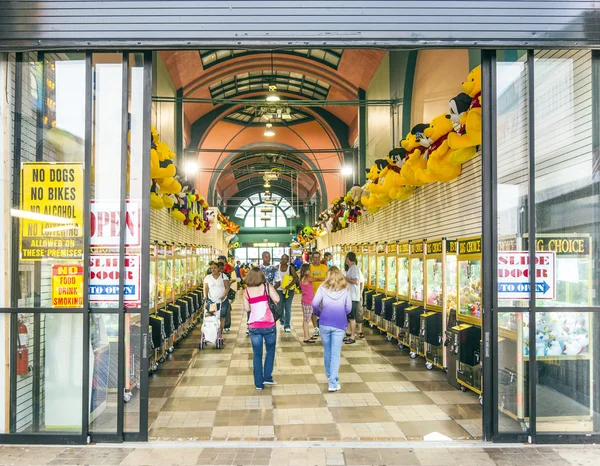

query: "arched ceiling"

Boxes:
[159, 49, 386, 207]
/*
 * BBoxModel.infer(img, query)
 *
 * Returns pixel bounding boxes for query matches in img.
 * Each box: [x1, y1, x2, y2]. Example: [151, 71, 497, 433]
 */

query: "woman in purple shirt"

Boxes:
[312, 266, 352, 392]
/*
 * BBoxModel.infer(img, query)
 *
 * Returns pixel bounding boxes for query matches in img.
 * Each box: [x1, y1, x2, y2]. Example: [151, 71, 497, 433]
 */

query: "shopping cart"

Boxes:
[199, 300, 223, 350]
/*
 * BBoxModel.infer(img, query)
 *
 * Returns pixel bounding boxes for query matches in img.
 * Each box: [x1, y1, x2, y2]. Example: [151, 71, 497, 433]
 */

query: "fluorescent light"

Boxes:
[11, 208, 73, 224]
[185, 161, 198, 174]
[342, 165, 353, 176]
[264, 123, 275, 137]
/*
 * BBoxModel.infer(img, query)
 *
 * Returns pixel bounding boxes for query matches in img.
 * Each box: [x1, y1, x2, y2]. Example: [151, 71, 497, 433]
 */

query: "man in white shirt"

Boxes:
[203, 261, 230, 346]
[344, 251, 363, 344]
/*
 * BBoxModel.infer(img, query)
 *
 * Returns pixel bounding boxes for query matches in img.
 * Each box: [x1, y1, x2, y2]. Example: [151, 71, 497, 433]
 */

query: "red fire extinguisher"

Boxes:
[17, 320, 29, 376]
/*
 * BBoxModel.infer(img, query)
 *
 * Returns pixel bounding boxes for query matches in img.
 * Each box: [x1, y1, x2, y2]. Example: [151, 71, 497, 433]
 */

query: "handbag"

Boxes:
[264, 284, 281, 322]
[227, 288, 236, 302]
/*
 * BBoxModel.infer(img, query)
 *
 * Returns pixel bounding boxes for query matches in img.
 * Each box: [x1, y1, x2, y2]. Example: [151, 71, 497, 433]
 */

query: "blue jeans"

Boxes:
[320, 324, 345, 389]
[248, 325, 277, 388]
[277, 290, 294, 329]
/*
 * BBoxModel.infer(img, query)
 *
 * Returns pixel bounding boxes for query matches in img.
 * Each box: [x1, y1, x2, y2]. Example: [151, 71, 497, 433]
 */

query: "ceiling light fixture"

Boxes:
[265, 51, 280, 102]
[264, 123, 275, 137]
[264, 180, 271, 188]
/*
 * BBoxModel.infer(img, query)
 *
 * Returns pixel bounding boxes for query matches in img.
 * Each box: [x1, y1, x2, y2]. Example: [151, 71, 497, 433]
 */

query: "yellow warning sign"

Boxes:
[19, 163, 84, 260]
[52, 264, 84, 307]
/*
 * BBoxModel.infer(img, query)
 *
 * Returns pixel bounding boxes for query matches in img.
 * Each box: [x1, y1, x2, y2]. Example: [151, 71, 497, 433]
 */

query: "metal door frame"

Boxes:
[0, 50, 151, 444]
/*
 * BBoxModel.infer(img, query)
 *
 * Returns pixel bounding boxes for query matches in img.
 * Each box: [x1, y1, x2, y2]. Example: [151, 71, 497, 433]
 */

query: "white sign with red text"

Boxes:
[498, 251, 556, 300]
[89, 254, 141, 306]
[90, 200, 141, 247]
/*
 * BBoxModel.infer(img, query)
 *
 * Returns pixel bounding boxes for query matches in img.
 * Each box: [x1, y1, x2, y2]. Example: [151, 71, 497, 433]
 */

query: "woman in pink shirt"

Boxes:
[299, 264, 316, 344]
[242, 267, 281, 389]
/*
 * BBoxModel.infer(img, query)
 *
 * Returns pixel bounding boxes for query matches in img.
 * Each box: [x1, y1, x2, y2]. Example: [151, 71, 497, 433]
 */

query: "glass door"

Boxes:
[1, 51, 152, 444]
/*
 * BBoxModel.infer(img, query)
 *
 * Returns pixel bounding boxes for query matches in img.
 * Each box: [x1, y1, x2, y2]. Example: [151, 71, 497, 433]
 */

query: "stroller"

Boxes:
[199, 300, 223, 350]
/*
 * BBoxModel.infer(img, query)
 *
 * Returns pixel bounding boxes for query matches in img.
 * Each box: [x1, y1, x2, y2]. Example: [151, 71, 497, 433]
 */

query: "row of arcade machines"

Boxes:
[146, 243, 219, 373]
[330, 238, 483, 402]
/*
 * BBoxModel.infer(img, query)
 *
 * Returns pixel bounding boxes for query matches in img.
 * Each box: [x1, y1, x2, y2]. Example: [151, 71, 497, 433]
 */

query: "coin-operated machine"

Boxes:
[454, 236, 483, 400]
[404, 240, 425, 359]
[383, 242, 398, 340]
[363, 244, 377, 324]
[395, 241, 411, 346]
[373, 243, 387, 331]
[421, 238, 457, 371]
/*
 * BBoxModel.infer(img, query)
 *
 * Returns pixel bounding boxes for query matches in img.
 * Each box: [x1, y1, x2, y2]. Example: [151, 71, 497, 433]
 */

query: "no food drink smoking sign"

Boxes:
[498, 251, 556, 300]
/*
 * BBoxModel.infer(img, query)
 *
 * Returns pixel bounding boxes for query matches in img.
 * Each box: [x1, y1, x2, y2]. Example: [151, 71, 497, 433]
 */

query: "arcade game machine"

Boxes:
[373, 243, 387, 331]
[404, 240, 425, 359]
[498, 234, 594, 432]
[383, 242, 397, 339]
[363, 244, 377, 324]
[453, 236, 483, 400]
[443, 240, 461, 389]
[420, 238, 456, 371]
[395, 241, 411, 345]
[361, 243, 375, 322]
[150, 243, 168, 367]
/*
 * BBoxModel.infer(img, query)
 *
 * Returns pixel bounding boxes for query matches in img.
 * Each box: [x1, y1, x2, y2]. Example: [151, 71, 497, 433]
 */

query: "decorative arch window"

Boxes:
[234, 193, 296, 228]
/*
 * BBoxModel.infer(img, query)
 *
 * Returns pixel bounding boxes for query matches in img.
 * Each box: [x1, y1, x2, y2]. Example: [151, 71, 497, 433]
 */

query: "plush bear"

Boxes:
[398, 124, 431, 187]
[417, 113, 462, 183]
[447, 65, 482, 162]
[150, 181, 164, 210]
[349, 184, 365, 207]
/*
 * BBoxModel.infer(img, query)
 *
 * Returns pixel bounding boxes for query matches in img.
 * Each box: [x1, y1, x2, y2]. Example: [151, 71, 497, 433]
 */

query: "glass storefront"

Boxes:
[1, 47, 599, 444]
[494, 49, 600, 440]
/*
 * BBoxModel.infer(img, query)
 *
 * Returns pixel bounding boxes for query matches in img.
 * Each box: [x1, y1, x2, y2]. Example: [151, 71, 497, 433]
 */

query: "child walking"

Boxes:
[299, 264, 316, 344]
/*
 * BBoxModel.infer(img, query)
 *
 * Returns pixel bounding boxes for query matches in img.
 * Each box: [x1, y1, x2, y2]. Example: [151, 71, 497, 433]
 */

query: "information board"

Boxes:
[51, 264, 84, 307]
[19, 163, 84, 260]
[89, 254, 141, 307]
[498, 251, 556, 300]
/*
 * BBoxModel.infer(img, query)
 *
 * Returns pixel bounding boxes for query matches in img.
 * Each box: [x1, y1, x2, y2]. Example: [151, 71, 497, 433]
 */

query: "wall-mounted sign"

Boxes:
[498, 251, 556, 300]
[51, 264, 84, 307]
[89, 254, 141, 307]
[90, 200, 141, 248]
[19, 163, 84, 260]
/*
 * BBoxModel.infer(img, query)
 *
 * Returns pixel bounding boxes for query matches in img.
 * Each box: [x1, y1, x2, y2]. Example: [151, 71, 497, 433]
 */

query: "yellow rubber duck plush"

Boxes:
[448, 65, 482, 162]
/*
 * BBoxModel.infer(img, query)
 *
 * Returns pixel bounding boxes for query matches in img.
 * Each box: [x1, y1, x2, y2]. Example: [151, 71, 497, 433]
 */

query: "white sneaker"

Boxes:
[263, 380, 277, 385]
[256, 387, 263, 390]
[328, 384, 341, 392]
[284, 328, 291, 333]
[313, 328, 320, 337]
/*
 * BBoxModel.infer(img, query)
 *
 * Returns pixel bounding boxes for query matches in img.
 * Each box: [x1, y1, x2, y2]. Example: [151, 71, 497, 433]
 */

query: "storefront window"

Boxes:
[496, 50, 529, 308]
[89, 53, 124, 309]
[12, 53, 86, 309]
[532, 49, 600, 434]
[12, 313, 84, 434]
[534, 50, 596, 308]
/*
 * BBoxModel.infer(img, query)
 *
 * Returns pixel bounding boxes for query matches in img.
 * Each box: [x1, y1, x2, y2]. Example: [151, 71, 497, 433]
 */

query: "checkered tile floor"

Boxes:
[148, 297, 482, 441]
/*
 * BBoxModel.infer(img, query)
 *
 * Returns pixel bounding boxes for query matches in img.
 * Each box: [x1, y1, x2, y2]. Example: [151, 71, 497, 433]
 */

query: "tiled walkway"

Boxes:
[148, 297, 482, 441]
[0, 444, 599, 466]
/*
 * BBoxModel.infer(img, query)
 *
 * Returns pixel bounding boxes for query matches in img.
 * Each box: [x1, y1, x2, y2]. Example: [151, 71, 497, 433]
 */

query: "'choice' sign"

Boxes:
[498, 251, 556, 300]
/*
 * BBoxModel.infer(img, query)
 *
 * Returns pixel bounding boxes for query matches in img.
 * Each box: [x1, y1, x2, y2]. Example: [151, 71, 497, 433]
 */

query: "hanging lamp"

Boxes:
[266, 51, 280, 102]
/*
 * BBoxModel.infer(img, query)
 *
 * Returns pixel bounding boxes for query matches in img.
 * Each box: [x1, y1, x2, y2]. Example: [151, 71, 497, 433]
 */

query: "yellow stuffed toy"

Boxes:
[448, 66, 482, 163]
[417, 113, 462, 183]
[385, 148, 415, 200]
[398, 124, 430, 186]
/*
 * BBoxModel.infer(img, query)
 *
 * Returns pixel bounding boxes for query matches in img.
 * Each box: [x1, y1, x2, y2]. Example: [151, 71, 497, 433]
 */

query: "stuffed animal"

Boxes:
[150, 181, 164, 210]
[349, 184, 365, 206]
[384, 148, 415, 200]
[448, 66, 482, 163]
[417, 113, 462, 183]
[398, 124, 430, 186]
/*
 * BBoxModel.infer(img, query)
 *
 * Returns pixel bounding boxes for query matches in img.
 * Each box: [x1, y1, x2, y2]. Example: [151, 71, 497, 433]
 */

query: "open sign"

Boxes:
[90, 200, 140, 247]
